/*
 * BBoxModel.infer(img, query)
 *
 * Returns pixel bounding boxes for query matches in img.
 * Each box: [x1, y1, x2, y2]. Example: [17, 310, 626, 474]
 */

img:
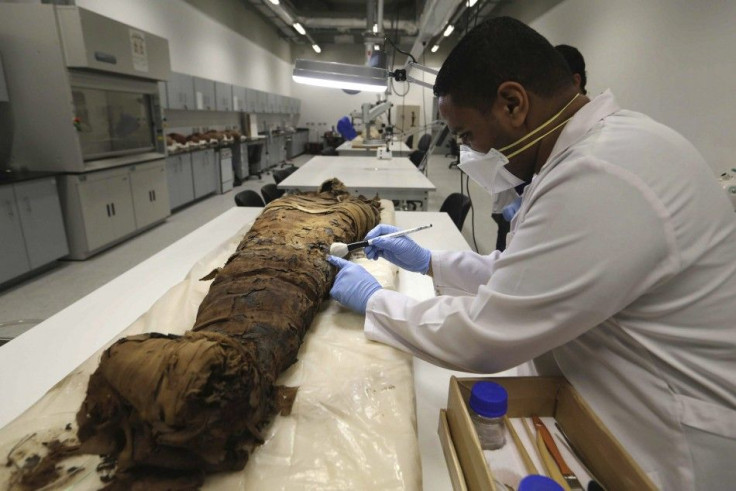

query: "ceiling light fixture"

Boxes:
[292, 59, 438, 92]
[293, 22, 306, 35]
[431, 44, 440, 53]
[467, 0, 478, 6]
[311, 44, 322, 54]
[443, 24, 454, 37]
[293, 59, 386, 92]
[268, 0, 279, 4]
[372, 23, 378, 33]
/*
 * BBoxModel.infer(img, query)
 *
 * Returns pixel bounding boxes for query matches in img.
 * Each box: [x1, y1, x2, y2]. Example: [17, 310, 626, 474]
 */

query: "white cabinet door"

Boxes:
[192, 149, 218, 198]
[215, 82, 233, 111]
[77, 171, 136, 251]
[14, 178, 68, 269]
[232, 85, 246, 112]
[245, 88, 256, 113]
[167, 72, 195, 110]
[167, 154, 194, 210]
[194, 77, 215, 111]
[0, 185, 30, 283]
[130, 161, 170, 229]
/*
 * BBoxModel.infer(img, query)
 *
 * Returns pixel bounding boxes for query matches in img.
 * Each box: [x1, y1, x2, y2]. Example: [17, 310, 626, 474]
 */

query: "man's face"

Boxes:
[438, 94, 501, 154]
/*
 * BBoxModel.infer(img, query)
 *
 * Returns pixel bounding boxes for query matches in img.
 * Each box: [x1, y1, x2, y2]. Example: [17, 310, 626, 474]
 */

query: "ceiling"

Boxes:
[244, 0, 526, 60]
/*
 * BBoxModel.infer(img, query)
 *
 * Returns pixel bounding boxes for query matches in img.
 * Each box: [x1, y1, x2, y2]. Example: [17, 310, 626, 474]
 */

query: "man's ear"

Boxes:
[495, 81, 528, 128]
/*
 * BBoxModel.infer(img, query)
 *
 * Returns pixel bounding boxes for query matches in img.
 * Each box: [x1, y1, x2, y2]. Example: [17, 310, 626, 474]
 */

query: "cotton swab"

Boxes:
[329, 224, 433, 258]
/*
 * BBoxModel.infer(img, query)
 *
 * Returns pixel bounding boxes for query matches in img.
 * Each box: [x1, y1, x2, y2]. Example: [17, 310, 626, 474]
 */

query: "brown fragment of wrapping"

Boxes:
[74, 179, 381, 482]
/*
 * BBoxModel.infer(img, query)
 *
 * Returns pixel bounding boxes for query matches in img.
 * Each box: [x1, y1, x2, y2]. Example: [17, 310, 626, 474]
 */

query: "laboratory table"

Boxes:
[278, 155, 435, 209]
[0, 207, 514, 491]
[336, 139, 411, 156]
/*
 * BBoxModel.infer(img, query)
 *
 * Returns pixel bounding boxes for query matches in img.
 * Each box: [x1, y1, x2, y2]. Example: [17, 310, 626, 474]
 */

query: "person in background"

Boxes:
[555, 44, 587, 95]
[327, 16, 736, 489]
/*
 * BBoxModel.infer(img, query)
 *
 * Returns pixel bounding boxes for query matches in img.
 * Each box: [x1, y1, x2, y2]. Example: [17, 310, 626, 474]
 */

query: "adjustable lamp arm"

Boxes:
[390, 61, 439, 90]
[363, 101, 393, 122]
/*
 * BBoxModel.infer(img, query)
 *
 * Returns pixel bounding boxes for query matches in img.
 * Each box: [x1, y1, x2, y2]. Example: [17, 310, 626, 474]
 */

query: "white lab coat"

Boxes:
[365, 91, 736, 490]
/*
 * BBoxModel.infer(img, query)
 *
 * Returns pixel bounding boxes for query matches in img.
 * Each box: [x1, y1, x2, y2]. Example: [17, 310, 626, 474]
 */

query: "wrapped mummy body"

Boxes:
[76, 179, 381, 482]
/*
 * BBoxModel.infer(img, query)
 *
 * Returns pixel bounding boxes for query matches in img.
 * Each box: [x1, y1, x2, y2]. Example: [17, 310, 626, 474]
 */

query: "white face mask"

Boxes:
[457, 93, 580, 197]
[458, 146, 524, 195]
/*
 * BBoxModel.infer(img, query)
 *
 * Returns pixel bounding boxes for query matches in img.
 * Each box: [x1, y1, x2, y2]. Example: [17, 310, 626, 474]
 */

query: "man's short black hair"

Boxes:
[434, 17, 574, 109]
[555, 44, 587, 95]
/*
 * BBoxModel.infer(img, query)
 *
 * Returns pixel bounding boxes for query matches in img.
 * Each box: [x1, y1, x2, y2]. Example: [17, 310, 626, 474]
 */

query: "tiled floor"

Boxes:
[0, 152, 496, 335]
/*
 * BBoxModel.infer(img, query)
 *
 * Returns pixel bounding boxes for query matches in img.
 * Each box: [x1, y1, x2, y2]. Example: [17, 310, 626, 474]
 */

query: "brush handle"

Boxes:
[345, 224, 433, 253]
[366, 224, 433, 245]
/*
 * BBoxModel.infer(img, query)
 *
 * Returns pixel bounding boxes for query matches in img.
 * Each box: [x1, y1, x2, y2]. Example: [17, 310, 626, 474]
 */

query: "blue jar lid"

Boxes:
[518, 475, 564, 491]
[469, 381, 508, 418]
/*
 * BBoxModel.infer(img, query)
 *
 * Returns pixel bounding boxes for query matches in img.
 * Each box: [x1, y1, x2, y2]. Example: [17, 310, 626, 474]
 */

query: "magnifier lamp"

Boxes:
[292, 59, 438, 92]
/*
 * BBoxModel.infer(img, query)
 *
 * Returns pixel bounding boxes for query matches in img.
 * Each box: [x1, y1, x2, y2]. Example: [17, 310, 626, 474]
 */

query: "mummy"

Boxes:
[75, 179, 381, 485]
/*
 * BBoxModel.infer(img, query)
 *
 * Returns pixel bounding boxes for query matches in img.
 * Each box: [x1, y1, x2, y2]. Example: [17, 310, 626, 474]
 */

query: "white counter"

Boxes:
[278, 155, 435, 208]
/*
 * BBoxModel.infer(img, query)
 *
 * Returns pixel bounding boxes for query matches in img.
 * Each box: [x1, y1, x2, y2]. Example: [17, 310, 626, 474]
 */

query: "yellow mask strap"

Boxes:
[499, 92, 580, 154]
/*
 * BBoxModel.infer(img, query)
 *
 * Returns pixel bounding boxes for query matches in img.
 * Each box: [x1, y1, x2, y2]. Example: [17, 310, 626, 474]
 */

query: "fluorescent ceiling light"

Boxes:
[431, 44, 440, 53]
[292, 59, 388, 92]
[268, 0, 279, 4]
[467, 0, 478, 6]
[443, 24, 454, 37]
[311, 44, 322, 53]
[293, 22, 306, 35]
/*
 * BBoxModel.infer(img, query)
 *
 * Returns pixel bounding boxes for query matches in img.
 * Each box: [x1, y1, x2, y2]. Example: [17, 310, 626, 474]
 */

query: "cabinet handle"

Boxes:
[106, 203, 111, 217]
[153, 190, 156, 201]
[111, 203, 116, 216]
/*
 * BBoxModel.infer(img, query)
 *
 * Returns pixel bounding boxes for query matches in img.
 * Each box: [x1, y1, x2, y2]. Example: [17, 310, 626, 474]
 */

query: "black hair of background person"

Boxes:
[433, 16, 574, 107]
[555, 44, 587, 95]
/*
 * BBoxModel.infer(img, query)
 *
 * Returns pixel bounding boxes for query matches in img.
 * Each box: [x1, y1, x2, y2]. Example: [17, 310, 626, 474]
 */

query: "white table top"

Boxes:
[278, 155, 435, 192]
[0, 207, 512, 490]
[337, 140, 411, 154]
[395, 212, 518, 491]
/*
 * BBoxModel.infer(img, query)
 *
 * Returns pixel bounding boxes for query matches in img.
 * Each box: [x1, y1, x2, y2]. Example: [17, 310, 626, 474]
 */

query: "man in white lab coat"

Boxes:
[327, 17, 736, 490]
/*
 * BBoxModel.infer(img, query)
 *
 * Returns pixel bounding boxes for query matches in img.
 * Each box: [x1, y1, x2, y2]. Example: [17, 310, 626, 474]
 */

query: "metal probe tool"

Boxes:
[329, 224, 433, 257]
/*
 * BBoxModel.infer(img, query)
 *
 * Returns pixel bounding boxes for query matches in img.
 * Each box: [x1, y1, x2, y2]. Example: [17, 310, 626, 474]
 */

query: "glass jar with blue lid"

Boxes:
[469, 381, 508, 450]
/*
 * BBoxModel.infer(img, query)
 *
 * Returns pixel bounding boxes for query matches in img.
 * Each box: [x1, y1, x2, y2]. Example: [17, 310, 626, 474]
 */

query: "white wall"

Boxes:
[75, 0, 294, 95]
[531, 0, 736, 174]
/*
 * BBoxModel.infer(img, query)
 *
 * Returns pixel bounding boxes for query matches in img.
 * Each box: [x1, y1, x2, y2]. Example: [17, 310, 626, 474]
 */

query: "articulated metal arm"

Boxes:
[391, 61, 439, 90]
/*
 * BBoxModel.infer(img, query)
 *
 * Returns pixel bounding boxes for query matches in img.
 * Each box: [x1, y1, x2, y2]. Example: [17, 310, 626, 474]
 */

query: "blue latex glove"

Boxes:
[502, 196, 522, 222]
[327, 255, 382, 314]
[363, 224, 431, 274]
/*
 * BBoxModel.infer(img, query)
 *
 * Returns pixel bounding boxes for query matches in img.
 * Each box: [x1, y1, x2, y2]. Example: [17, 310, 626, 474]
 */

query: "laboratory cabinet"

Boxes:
[166, 153, 195, 210]
[59, 160, 170, 259]
[232, 85, 246, 112]
[0, 178, 69, 285]
[166, 72, 195, 110]
[129, 162, 169, 229]
[288, 130, 309, 158]
[244, 88, 257, 113]
[191, 149, 218, 199]
[193, 77, 215, 111]
[215, 82, 233, 112]
[266, 135, 287, 168]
